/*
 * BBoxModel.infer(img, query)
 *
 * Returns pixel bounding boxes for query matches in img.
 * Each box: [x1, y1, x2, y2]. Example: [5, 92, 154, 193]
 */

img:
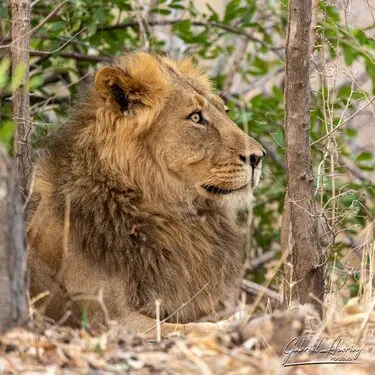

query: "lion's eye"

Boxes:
[189, 111, 205, 124]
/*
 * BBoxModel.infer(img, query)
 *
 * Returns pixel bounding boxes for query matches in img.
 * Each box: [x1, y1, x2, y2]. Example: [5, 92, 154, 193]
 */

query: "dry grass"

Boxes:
[1, 242, 375, 374]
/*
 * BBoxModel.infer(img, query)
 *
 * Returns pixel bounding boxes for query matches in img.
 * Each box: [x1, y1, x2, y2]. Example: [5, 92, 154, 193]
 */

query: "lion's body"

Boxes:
[27, 52, 265, 336]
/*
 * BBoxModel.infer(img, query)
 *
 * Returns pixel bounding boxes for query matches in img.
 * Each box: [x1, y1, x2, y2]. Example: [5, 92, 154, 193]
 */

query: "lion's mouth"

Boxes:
[201, 184, 248, 195]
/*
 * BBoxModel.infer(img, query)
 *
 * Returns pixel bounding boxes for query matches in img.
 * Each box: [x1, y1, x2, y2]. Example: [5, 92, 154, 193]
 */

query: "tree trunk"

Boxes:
[282, 0, 324, 316]
[0, 147, 27, 334]
[11, 0, 32, 200]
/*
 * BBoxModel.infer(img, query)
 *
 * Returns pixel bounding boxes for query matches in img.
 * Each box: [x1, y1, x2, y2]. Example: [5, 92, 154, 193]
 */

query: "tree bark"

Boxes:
[0, 147, 27, 334]
[283, 0, 324, 315]
[11, 0, 32, 199]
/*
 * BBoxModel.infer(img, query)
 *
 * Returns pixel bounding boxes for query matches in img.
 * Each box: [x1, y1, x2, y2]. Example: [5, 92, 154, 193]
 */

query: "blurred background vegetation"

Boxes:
[0, 0, 374, 304]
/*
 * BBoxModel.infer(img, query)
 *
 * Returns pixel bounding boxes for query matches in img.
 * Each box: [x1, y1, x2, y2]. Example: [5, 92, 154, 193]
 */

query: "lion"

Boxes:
[27, 51, 265, 337]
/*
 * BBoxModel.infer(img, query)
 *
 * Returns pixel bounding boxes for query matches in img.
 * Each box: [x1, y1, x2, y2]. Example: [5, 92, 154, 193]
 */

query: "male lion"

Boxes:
[27, 52, 265, 337]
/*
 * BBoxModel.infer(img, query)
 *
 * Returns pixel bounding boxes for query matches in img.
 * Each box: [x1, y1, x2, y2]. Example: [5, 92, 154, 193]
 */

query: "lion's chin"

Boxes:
[201, 184, 248, 196]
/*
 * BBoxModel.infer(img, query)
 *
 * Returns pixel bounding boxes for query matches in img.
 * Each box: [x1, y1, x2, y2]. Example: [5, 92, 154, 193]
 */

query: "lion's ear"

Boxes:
[95, 57, 168, 114]
[95, 67, 130, 112]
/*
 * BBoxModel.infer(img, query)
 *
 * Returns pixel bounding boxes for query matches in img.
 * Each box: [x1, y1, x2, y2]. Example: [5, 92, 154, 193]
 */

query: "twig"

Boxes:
[222, 38, 248, 93]
[155, 299, 161, 343]
[228, 67, 284, 97]
[249, 251, 277, 270]
[175, 341, 212, 375]
[311, 97, 375, 146]
[29, 27, 87, 58]
[241, 279, 282, 305]
[130, 0, 149, 50]
[355, 297, 375, 343]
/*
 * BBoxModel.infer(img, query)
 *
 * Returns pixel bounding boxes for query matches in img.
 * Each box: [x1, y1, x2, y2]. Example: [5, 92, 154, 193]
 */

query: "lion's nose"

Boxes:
[239, 150, 265, 168]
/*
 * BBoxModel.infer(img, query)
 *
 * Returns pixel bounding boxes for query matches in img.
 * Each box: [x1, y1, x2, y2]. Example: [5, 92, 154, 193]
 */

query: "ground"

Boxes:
[1, 301, 375, 374]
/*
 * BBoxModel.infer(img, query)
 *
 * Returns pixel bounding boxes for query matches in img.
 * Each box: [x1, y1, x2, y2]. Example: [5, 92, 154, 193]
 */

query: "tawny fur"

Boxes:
[27, 52, 265, 336]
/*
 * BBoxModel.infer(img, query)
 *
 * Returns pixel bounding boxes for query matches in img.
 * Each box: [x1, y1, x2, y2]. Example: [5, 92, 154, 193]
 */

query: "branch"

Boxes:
[11, 0, 32, 198]
[226, 66, 284, 98]
[129, 0, 149, 50]
[29, 50, 111, 63]
[98, 19, 283, 58]
[222, 38, 248, 94]
[241, 279, 282, 306]
[249, 250, 277, 270]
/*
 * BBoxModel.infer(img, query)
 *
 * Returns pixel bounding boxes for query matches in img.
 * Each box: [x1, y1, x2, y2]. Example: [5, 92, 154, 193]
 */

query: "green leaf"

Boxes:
[273, 130, 284, 146]
[87, 20, 97, 36]
[49, 21, 65, 33]
[11, 63, 25, 92]
[358, 164, 375, 171]
[341, 44, 357, 66]
[0, 57, 10, 89]
[172, 19, 191, 34]
[356, 151, 372, 162]
[29, 75, 44, 90]
[0, 120, 15, 146]
[345, 128, 357, 138]
[337, 85, 351, 99]
[272, 85, 284, 100]
[80, 308, 90, 330]
[207, 4, 219, 22]
[170, 4, 184, 9]
[252, 56, 268, 75]
[150, 8, 171, 15]
[353, 29, 367, 45]
[223, 0, 241, 24]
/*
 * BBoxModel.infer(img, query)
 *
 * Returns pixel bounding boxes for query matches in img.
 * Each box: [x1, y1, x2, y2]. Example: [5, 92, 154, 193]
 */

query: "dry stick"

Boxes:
[284, 0, 324, 316]
[249, 250, 277, 270]
[246, 256, 285, 319]
[230, 67, 284, 98]
[175, 341, 212, 375]
[11, 0, 32, 199]
[155, 299, 161, 343]
[241, 279, 282, 306]
[222, 37, 248, 94]
[130, 0, 149, 51]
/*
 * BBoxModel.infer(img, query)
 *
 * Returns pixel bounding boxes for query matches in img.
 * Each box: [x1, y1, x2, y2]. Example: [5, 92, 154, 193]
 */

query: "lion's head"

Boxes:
[76, 52, 265, 205]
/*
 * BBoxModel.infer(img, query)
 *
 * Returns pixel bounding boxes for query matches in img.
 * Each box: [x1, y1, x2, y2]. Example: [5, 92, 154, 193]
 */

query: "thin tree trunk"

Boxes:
[283, 0, 324, 316]
[11, 0, 32, 199]
[0, 147, 27, 334]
